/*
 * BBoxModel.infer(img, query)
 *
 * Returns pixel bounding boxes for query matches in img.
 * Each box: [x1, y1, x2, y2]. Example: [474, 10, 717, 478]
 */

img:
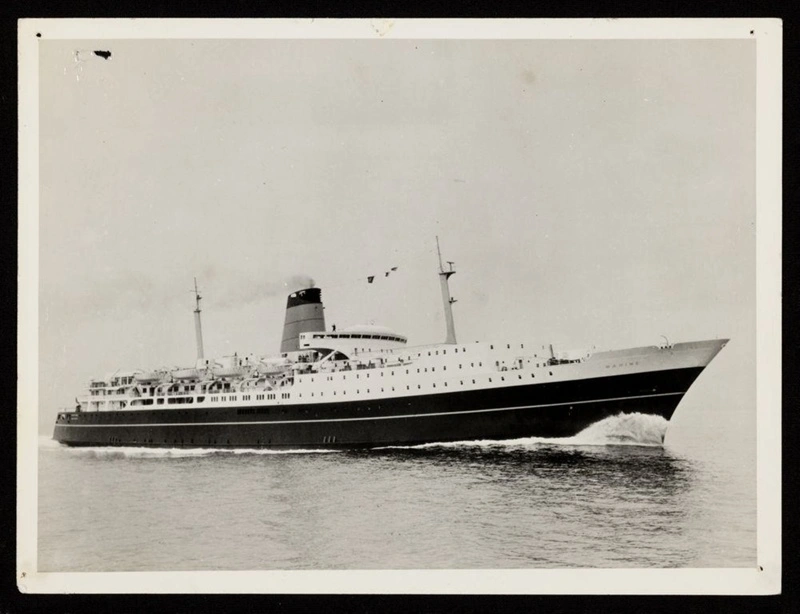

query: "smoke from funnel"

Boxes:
[205, 272, 317, 309]
[285, 274, 315, 292]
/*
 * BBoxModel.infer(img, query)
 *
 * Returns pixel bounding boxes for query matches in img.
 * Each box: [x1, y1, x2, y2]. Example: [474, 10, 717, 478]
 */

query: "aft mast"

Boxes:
[436, 236, 458, 344]
[193, 277, 205, 362]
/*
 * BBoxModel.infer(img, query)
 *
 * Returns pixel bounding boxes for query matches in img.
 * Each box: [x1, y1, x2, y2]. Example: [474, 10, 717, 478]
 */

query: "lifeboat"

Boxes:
[256, 358, 290, 375]
[211, 365, 247, 378]
[171, 367, 201, 380]
[134, 370, 164, 384]
[210, 355, 249, 378]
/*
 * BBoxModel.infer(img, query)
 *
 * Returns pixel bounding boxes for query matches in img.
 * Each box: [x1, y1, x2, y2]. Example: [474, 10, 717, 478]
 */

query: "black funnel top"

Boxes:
[286, 287, 322, 308]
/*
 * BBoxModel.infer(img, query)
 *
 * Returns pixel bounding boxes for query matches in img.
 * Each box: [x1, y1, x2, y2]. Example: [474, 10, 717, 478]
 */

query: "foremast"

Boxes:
[193, 277, 205, 362]
[436, 236, 458, 344]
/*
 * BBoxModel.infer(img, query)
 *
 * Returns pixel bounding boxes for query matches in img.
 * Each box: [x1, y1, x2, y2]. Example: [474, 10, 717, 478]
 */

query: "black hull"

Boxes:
[53, 367, 704, 449]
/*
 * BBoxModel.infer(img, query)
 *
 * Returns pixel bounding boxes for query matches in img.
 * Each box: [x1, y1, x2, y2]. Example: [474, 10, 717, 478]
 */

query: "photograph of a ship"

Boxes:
[26, 21, 771, 584]
[52, 251, 728, 449]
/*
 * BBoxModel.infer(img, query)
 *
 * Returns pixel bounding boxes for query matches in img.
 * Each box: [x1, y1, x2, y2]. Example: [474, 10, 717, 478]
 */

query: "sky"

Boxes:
[36, 37, 756, 432]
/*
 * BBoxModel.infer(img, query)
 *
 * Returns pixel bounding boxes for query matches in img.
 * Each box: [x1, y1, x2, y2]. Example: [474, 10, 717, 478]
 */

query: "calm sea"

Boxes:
[37, 403, 755, 571]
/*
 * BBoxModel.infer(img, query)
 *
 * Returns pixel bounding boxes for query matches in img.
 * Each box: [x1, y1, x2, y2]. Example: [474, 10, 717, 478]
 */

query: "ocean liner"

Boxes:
[53, 242, 728, 449]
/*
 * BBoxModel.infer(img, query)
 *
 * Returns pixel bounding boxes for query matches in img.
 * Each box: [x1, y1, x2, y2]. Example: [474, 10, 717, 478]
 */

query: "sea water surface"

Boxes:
[37, 399, 756, 572]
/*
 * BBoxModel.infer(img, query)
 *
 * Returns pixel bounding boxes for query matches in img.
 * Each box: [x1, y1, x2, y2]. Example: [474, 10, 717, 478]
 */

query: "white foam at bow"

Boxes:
[376, 412, 670, 450]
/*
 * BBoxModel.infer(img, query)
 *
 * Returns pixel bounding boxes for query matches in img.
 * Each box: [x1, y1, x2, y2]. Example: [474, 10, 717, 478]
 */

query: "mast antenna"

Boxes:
[435, 236, 457, 344]
[193, 277, 202, 313]
[192, 277, 205, 361]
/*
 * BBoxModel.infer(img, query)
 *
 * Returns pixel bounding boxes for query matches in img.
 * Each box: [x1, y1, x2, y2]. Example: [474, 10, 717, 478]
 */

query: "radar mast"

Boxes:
[436, 236, 457, 344]
[193, 277, 205, 361]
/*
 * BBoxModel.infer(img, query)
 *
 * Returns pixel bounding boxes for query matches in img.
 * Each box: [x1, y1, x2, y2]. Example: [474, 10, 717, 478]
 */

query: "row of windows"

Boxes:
[167, 396, 203, 405]
[313, 363, 487, 383]
[294, 372, 552, 398]
[130, 399, 154, 406]
[311, 333, 406, 343]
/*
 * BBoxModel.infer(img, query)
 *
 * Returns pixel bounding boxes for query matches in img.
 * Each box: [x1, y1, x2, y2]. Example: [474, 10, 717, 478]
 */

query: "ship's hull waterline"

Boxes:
[53, 366, 704, 449]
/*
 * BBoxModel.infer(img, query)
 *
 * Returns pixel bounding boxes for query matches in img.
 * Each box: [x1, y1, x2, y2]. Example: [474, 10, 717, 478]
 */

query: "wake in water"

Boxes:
[38, 436, 340, 459]
[375, 412, 669, 451]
